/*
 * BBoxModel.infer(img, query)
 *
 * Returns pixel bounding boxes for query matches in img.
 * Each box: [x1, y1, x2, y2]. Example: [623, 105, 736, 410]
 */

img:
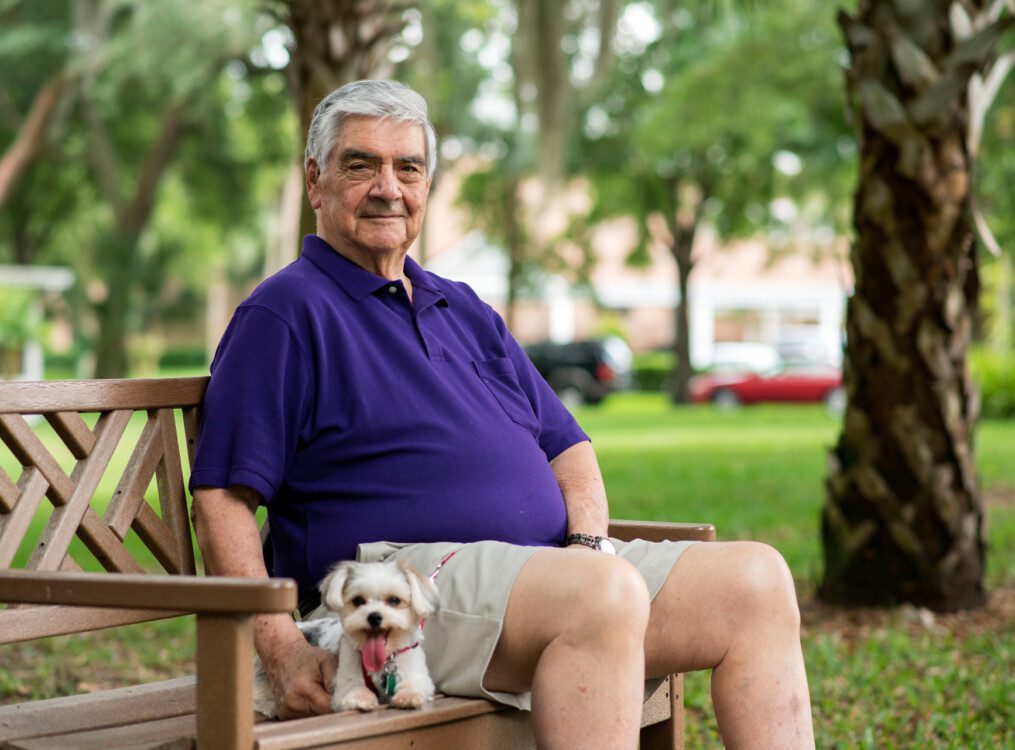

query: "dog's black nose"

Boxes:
[367, 612, 383, 629]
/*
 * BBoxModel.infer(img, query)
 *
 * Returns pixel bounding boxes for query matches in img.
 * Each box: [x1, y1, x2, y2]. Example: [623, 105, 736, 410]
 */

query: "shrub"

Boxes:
[158, 347, 207, 369]
[633, 350, 673, 392]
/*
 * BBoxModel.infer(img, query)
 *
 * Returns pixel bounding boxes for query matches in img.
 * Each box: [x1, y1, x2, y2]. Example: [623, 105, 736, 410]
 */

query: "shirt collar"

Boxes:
[300, 235, 447, 308]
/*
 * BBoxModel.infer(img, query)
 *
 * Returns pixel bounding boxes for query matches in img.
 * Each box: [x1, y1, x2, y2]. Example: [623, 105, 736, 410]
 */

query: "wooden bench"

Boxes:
[0, 377, 716, 749]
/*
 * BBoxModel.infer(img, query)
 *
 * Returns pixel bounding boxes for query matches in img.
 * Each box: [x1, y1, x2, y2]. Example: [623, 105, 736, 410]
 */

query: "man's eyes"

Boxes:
[343, 161, 423, 180]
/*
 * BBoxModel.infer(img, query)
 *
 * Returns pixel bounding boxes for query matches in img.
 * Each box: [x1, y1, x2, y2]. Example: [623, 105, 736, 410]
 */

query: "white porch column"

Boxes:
[689, 288, 715, 369]
[546, 277, 576, 343]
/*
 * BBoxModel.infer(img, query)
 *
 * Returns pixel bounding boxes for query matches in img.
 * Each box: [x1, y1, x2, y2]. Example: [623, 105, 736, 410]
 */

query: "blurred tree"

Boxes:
[456, 0, 623, 328]
[579, 0, 850, 401]
[397, 0, 491, 262]
[69, 0, 274, 377]
[274, 0, 417, 239]
[821, 0, 1014, 611]
[0, 0, 293, 377]
[0, 1, 79, 262]
[0, 2, 76, 211]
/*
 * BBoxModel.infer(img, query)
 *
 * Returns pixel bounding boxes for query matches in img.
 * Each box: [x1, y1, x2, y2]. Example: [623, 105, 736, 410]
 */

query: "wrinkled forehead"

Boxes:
[331, 115, 427, 163]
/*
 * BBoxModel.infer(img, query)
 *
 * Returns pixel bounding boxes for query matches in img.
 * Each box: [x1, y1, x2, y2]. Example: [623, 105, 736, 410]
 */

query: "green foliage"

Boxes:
[0, 288, 40, 348]
[1, 0, 295, 374]
[971, 347, 1015, 418]
[632, 350, 673, 391]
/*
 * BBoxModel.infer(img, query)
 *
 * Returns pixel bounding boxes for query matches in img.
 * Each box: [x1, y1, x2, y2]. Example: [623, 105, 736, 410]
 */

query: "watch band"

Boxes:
[565, 533, 607, 550]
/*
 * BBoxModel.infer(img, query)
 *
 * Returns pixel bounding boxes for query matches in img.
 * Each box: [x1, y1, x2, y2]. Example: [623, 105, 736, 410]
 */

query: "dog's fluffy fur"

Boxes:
[254, 560, 441, 718]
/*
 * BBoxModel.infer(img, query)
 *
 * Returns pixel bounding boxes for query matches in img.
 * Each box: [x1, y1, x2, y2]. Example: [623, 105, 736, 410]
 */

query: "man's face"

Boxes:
[307, 116, 431, 262]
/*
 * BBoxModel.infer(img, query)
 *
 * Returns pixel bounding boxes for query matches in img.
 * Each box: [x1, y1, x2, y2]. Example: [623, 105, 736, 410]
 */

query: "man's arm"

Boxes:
[191, 486, 335, 719]
[550, 440, 610, 539]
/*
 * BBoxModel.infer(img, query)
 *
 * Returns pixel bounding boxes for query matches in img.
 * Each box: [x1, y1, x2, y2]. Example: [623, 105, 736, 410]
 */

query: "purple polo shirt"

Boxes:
[190, 235, 588, 599]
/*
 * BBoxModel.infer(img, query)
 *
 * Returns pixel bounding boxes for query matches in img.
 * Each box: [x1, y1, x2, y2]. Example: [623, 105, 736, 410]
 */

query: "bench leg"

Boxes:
[639, 674, 685, 750]
[196, 613, 254, 750]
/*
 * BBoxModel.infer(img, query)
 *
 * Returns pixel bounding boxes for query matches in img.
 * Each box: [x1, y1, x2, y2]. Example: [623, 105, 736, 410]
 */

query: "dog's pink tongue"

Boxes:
[362, 634, 387, 674]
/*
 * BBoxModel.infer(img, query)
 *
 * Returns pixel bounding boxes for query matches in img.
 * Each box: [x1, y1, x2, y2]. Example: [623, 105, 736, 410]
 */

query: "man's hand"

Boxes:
[261, 635, 337, 719]
[192, 487, 337, 718]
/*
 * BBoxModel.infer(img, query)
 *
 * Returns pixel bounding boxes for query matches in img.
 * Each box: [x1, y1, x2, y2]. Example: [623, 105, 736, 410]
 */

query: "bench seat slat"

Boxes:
[3, 714, 196, 750]
[253, 696, 510, 750]
[0, 677, 196, 743]
[257, 709, 535, 750]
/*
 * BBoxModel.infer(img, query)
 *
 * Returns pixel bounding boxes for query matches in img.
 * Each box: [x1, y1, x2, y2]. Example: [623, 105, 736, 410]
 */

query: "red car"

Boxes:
[689, 362, 844, 410]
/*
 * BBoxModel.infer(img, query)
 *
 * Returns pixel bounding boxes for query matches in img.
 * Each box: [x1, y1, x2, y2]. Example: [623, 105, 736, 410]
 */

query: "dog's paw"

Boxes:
[390, 688, 430, 709]
[337, 687, 381, 712]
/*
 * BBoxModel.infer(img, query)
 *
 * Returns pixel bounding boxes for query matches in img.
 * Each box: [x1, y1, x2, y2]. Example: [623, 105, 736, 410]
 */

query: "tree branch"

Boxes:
[119, 101, 187, 238]
[0, 72, 75, 208]
[81, 93, 125, 218]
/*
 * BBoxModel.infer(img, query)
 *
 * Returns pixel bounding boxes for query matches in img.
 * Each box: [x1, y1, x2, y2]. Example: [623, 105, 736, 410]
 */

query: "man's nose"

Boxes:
[367, 612, 383, 628]
[368, 167, 401, 202]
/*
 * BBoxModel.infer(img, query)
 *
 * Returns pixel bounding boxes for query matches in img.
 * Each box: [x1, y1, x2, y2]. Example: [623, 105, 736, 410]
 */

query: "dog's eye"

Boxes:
[386, 596, 402, 606]
[351, 596, 366, 607]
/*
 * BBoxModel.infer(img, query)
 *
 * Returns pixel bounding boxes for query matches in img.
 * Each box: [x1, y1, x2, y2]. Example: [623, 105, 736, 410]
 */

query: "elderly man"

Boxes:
[190, 80, 815, 749]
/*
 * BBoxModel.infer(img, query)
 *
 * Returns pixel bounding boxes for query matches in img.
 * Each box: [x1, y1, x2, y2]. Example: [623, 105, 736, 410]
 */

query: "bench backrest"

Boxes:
[0, 377, 210, 644]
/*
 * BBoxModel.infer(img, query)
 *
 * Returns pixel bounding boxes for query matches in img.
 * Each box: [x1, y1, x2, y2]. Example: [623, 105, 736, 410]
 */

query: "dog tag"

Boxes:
[385, 672, 397, 697]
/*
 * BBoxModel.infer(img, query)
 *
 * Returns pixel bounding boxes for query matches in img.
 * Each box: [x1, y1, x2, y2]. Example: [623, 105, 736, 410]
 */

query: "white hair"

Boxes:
[304, 79, 437, 177]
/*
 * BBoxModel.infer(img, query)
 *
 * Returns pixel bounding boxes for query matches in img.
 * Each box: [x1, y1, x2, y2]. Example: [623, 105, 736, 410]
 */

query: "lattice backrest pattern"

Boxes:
[0, 378, 208, 642]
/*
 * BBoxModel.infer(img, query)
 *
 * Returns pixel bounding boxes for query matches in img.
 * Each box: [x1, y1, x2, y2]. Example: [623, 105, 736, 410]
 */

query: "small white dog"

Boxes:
[254, 559, 441, 717]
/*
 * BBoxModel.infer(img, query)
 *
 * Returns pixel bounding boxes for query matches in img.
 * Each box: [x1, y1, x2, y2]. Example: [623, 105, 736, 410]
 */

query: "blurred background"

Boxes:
[2, 0, 1010, 412]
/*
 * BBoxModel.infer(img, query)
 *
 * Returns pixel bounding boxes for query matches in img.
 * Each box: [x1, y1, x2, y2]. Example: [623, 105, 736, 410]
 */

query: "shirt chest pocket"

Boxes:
[473, 357, 540, 436]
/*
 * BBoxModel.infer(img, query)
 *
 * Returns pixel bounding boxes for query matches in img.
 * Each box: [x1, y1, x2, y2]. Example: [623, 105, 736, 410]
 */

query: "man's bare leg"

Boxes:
[484, 549, 650, 750]
[644, 541, 815, 749]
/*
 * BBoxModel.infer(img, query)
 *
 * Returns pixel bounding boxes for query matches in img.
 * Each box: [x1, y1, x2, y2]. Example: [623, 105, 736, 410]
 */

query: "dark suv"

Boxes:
[524, 337, 634, 407]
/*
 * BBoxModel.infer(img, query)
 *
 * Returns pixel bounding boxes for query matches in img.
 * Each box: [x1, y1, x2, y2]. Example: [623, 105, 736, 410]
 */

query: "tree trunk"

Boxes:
[503, 175, 524, 332]
[820, 0, 1010, 612]
[283, 0, 412, 240]
[667, 224, 696, 404]
[92, 232, 135, 379]
[0, 72, 74, 209]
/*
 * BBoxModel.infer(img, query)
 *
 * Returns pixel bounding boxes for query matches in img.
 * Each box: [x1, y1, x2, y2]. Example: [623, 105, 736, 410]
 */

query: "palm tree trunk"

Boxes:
[821, 0, 1010, 611]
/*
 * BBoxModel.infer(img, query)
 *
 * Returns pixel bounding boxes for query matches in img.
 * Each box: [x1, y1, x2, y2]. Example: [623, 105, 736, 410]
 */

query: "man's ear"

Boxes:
[306, 157, 323, 209]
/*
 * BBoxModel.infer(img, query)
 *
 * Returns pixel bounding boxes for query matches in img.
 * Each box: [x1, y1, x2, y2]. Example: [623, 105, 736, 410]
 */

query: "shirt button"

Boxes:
[388, 286, 398, 294]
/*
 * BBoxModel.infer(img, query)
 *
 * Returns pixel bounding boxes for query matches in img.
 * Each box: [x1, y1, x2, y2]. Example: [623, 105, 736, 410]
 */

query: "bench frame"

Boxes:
[0, 377, 715, 749]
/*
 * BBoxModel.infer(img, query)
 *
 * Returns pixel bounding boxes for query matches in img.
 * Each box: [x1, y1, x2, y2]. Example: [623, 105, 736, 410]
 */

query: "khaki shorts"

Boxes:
[340, 538, 697, 711]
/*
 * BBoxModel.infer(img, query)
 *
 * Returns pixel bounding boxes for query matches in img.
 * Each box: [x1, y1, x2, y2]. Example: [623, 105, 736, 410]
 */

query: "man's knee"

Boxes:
[563, 554, 650, 642]
[731, 542, 800, 630]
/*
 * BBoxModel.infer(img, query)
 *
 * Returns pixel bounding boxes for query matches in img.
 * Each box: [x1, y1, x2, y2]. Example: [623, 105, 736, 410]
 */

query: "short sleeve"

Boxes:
[189, 305, 312, 503]
[485, 305, 590, 460]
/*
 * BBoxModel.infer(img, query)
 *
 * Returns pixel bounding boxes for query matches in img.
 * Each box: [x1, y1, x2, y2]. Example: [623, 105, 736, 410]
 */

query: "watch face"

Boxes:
[598, 537, 617, 555]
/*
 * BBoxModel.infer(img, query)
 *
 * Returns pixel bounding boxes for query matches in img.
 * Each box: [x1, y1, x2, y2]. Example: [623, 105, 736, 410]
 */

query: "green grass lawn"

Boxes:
[2, 391, 1013, 747]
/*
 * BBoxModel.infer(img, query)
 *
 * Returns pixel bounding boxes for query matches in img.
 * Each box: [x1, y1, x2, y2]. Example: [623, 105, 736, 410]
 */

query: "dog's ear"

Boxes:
[319, 561, 355, 612]
[399, 560, 441, 618]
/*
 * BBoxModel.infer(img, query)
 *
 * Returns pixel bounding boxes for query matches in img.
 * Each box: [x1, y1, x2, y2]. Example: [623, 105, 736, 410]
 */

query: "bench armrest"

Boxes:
[609, 520, 716, 543]
[0, 569, 296, 614]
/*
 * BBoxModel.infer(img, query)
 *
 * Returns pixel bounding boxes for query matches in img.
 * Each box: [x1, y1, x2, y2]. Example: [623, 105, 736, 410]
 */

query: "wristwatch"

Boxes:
[565, 533, 617, 555]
